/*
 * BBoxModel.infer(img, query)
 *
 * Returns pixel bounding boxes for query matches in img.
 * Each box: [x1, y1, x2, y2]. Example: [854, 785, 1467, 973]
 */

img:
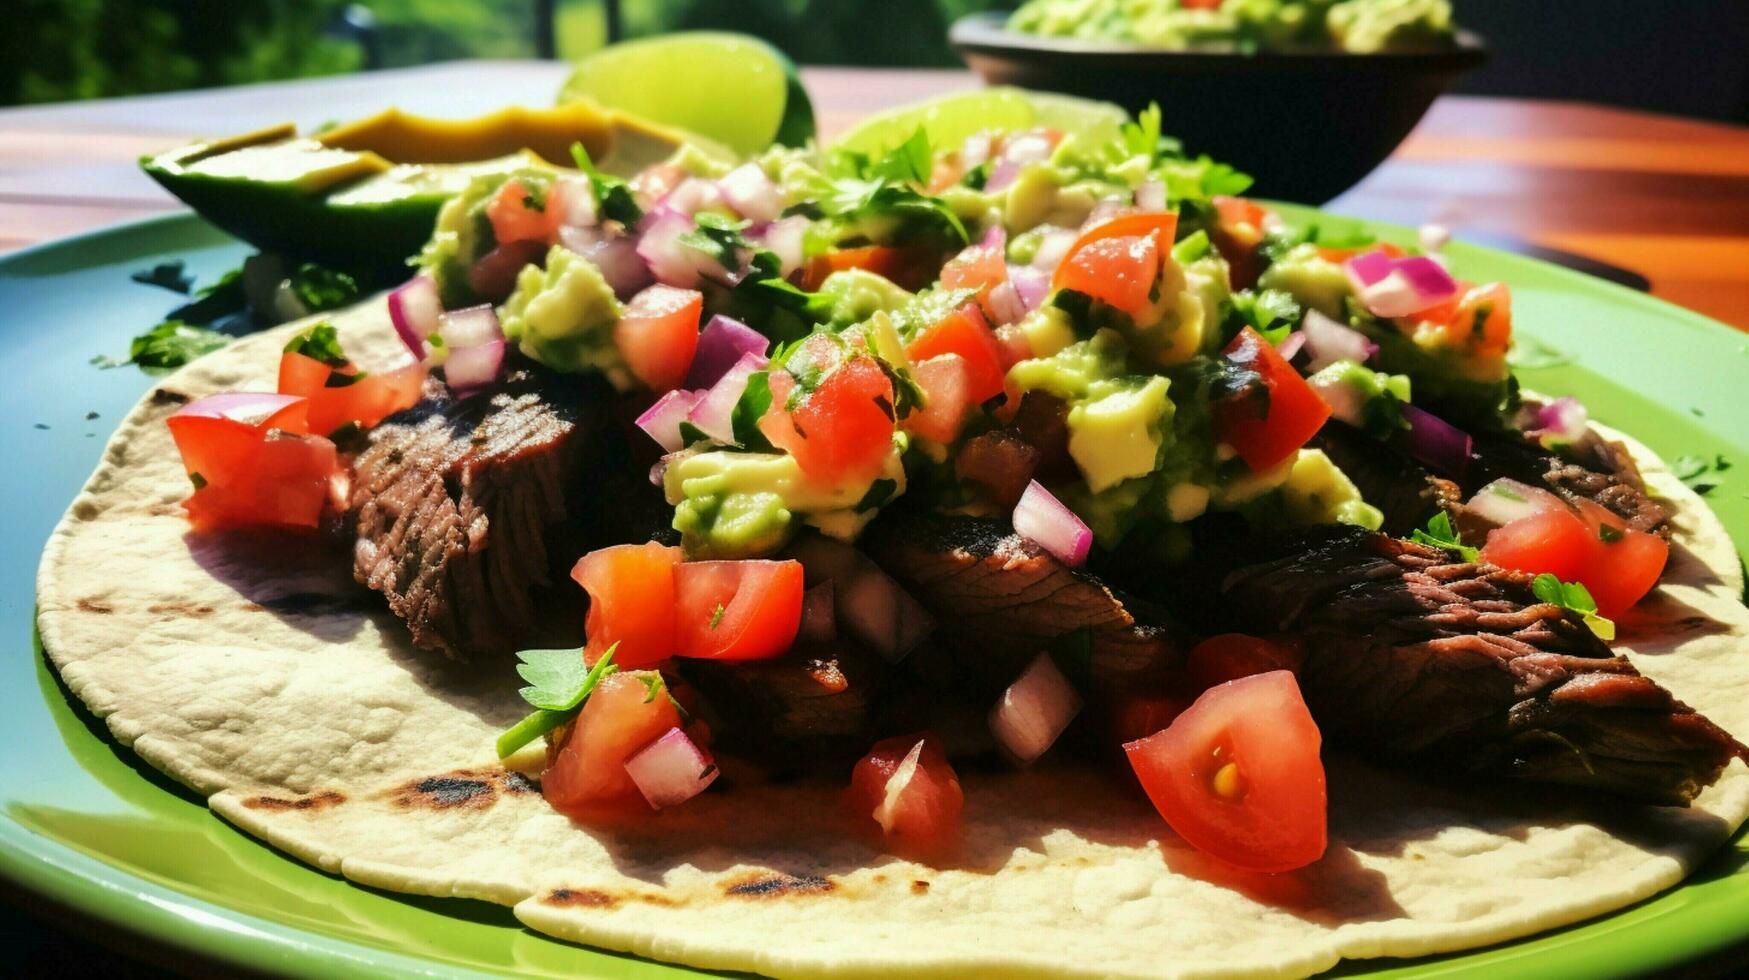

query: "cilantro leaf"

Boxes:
[867, 127, 933, 185]
[571, 142, 644, 226]
[131, 261, 193, 294]
[1223, 289, 1301, 347]
[1410, 512, 1479, 561]
[283, 321, 349, 367]
[289, 263, 360, 313]
[678, 421, 712, 448]
[679, 211, 753, 272]
[1672, 453, 1730, 496]
[98, 320, 229, 371]
[495, 644, 619, 758]
[1122, 103, 1164, 162]
[812, 130, 967, 249]
[730, 370, 777, 451]
[1531, 573, 1616, 641]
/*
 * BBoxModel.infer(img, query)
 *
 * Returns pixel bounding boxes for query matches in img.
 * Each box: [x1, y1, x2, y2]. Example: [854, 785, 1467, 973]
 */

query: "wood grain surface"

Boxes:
[1, 61, 1745, 328]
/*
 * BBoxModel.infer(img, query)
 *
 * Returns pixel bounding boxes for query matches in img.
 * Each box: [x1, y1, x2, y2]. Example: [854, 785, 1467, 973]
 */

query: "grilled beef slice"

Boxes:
[349, 369, 622, 659]
[676, 638, 893, 765]
[1201, 525, 1742, 805]
[860, 512, 1188, 700]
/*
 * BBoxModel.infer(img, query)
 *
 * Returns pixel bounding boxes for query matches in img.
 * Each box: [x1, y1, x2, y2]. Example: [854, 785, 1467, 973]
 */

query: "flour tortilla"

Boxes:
[36, 304, 1749, 979]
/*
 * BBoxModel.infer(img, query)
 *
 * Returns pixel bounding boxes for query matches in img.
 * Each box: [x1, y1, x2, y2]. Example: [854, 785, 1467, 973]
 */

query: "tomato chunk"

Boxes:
[166, 392, 310, 490]
[1485, 501, 1668, 618]
[673, 559, 804, 660]
[1186, 633, 1303, 692]
[615, 284, 703, 392]
[182, 431, 340, 531]
[542, 670, 682, 817]
[278, 352, 426, 437]
[1125, 670, 1326, 873]
[1052, 235, 1160, 319]
[1214, 327, 1332, 472]
[846, 733, 963, 859]
[903, 354, 976, 444]
[1481, 507, 1596, 586]
[761, 356, 897, 485]
[572, 543, 683, 669]
[938, 240, 1008, 304]
[905, 303, 1006, 405]
[1211, 196, 1271, 290]
[487, 178, 560, 246]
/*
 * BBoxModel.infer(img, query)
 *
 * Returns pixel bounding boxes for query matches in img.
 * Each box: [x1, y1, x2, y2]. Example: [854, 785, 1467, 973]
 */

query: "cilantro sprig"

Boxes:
[1531, 574, 1616, 641]
[93, 320, 229, 371]
[1410, 512, 1479, 562]
[1672, 453, 1731, 497]
[288, 262, 360, 314]
[494, 644, 618, 758]
[813, 128, 968, 247]
[570, 142, 644, 227]
[283, 321, 350, 368]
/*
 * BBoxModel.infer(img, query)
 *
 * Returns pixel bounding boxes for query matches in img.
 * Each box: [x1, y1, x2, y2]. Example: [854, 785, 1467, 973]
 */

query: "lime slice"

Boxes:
[832, 87, 1130, 157]
[557, 32, 815, 158]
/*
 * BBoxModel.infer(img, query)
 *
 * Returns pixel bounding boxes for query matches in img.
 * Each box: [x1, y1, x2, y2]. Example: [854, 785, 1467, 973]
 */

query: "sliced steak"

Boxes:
[676, 638, 892, 765]
[1202, 525, 1742, 805]
[860, 512, 1188, 700]
[349, 369, 618, 659]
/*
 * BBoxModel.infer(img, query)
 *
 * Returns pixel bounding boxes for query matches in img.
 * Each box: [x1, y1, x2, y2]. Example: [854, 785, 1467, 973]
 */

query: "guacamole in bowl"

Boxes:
[1008, 0, 1459, 55]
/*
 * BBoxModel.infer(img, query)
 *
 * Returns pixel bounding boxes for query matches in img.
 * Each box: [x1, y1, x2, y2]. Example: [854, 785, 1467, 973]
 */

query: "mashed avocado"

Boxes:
[497, 245, 627, 385]
[1257, 243, 1351, 319]
[819, 269, 913, 326]
[1068, 376, 1175, 492]
[663, 443, 908, 559]
[418, 166, 556, 308]
[1008, 0, 1454, 53]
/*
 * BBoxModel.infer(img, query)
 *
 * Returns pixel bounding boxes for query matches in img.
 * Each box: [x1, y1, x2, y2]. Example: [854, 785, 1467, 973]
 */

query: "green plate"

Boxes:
[6, 211, 1748, 977]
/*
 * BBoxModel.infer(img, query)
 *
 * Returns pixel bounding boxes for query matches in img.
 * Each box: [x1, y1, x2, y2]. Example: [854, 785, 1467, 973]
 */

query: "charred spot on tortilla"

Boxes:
[75, 598, 113, 615]
[242, 790, 346, 812]
[502, 770, 539, 794]
[911, 879, 930, 894]
[724, 872, 835, 897]
[545, 887, 618, 908]
[148, 388, 190, 407]
[146, 601, 213, 616]
[388, 769, 534, 810]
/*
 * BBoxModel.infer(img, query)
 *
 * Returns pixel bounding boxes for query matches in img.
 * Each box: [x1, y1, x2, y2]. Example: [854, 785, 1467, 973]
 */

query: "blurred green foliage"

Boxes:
[3, 0, 1012, 106]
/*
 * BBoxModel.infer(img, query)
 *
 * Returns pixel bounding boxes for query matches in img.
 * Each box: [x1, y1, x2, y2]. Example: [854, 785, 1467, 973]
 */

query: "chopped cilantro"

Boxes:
[189, 472, 208, 490]
[289, 263, 360, 313]
[570, 142, 644, 226]
[495, 644, 618, 758]
[855, 478, 899, 514]
[1531, 574, 1616, 641]
[283, 321, 349, 367]
[1598, 523, 1624, 543]
[730, 370, 777, 451]
[1672, 453, 1730, 496]
[813, 128, 967, 247]
[1410, 512, 1479, 561]
[165, 266, 247, 325]
[708, 604, 726, 630]
[1122, 103, 1164, 162]
[679, 211, 754, 272]
[1223, 289, 1301, 347]
[96, 320, 229, 371]
[130, 261, 193, 294]
[637, 672, 667, 702]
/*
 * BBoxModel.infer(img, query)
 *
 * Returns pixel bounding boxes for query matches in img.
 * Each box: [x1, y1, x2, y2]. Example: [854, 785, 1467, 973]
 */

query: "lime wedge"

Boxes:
[832, 87, 1130, 157]
[557, 32, 815, 158]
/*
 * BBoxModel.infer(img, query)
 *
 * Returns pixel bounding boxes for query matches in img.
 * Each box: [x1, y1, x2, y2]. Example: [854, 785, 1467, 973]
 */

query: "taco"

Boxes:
[37, 94, 1749, 978]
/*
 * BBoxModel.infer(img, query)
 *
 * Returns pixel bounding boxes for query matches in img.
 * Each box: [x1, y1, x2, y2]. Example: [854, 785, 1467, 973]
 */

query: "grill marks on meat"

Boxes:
[349, 371, 612, 659]
[1211, 525, 1742, 805]
[861, 513, 1186, 698]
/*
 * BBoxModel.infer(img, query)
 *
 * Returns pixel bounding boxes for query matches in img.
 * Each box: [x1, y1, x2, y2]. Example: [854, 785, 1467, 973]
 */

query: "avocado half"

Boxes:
[141, 102, 704, 280]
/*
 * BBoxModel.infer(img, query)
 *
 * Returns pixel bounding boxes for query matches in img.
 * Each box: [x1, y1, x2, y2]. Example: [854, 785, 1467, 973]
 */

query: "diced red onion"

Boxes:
[718, 163, 783, 224]
[1030, 227, 1077, 272]
[788, 535, 934, 663]
[1346, 250, 1461, 319]
[1008, 264, 1050, 312]
[979, 224, 1007, 252]
[985, 157, 1022, 194]
[436, 304, 506, 392]
[1308, 373, 1365, 428]
[660, 177, 724, 217]
[1402, 405, 1472, 475]
[559, 225, 652, 300]
[1013, 480, 1092, 567]
[1465, 478, 1563, 528]
[1276, 330, 1307, 362]
[1136, 178, 1167, 212]
[1082, 199, 1136, 232]
[437, 303, 501, 350]
[624, 727, 718, 810]
[989, 652, 1082, 765]
[686, 315, 769, 390]
[985, 281, 1027, 327]
[387, 275, 443, 361]
[1419, 223, 1451, 252]
[635, 389, 705, 453]
[873, 739, 925, 833]
[174, 391, 305, 426]
[758, 216, 809, 279]
[638, 207, 727, 288]
[961, 132, 994, 169]
[1301, 309, 1377, 372]
[1526, 396, 1589, 447]
[798, 582, 836, 644]
[685, 351, 765, 444]
[552, 176, 597, 229]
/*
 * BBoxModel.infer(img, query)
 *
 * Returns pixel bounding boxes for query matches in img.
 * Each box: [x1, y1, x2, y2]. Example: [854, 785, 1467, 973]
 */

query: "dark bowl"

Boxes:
[950, 12, 1486, 203]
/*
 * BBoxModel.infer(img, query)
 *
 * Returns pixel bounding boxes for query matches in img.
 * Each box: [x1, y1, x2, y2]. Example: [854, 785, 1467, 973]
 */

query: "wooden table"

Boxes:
[3, 61, 1747, 330]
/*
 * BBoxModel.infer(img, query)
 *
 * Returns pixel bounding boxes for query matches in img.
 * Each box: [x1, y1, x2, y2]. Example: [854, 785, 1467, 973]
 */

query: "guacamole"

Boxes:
[1008, 0, 1456, 53]
[497, 245, 628, 385]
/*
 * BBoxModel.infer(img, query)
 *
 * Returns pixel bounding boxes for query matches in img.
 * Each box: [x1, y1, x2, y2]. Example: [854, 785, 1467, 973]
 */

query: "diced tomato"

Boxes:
[572, 543, 683, 669]
[1180, 0, 1221, 8]
[939, 240, 1009, 305]
[1186, 634, 1304, 692]
[468, 239, 547, 303]
[1125, 670, 1326, 873]
[166, 392, 310, 490]
[1070, 211, 1178, 259]
[486, 178, 560, 246]
[615, 284, 703, 392]
[904, 354, 976, 444]
[1458, 283, 1513, 358]
[277, 352, 426, 437]
[1053, 235, 1161, 319]
[542, 671, 683, 817]
[182, 431, 340, 531]
[760, 356, 897, 485]
[906, 303, 1007, 405]
[1211, 196, 1271, 290]
[803, 245, 935, 292]
[673, 559, 804, 661]
[846, 733, 963, 859]
[1485, 501, 1667, 618]
[1213, 327, 1332, 472]
[1481, 507, 1596, 586]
